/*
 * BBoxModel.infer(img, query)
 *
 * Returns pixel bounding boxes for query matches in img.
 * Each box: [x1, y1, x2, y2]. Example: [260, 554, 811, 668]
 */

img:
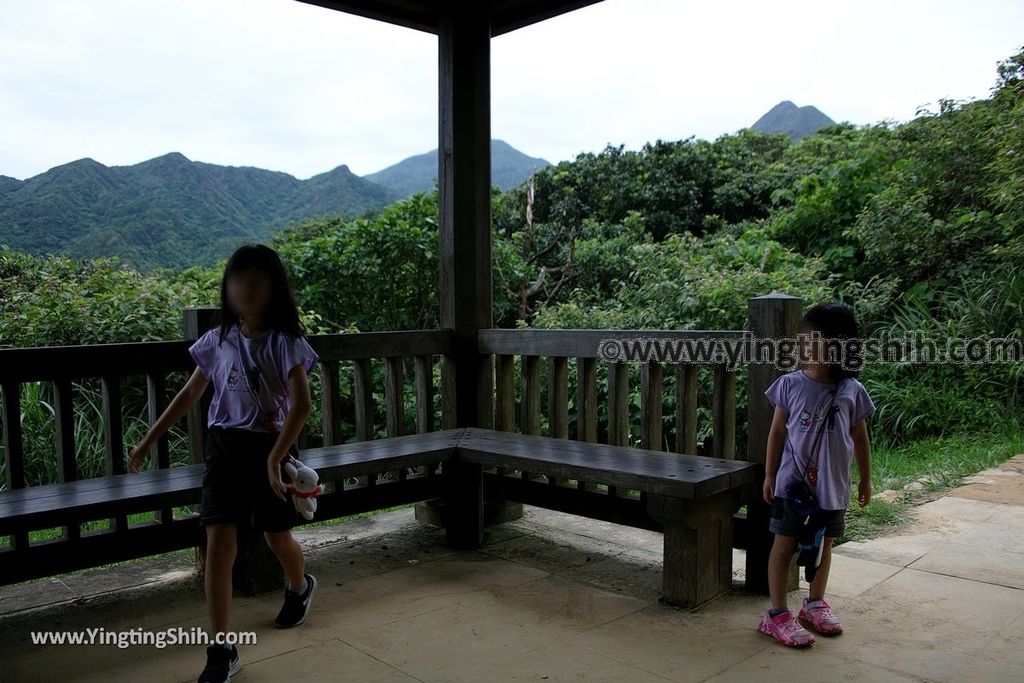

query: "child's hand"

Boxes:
[267, 458, 289, 502]
[127, 443, 147, 474]
[858, 479, 871, 507]
[762, 476, 775, 505]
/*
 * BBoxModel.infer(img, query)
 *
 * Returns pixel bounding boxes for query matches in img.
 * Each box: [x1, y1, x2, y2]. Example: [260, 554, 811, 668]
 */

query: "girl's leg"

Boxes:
[799, 536, 843, 634]
[759, 532, 815, 647]
[808, 536, 836, 600]
[768, 533, 797, 610]
[264, 530, 305, 589]
[205, 522, 238, 636]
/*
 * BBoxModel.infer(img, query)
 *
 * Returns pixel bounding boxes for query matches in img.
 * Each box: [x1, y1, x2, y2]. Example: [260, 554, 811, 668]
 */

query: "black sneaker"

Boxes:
[198, 643, 240, 683]
[273, 572, 317, 628]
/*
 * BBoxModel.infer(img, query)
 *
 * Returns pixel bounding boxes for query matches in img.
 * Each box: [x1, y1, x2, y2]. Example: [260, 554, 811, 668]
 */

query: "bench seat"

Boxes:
[1, 427, 756, 606]
[455, 428, 757, 607]
[0, 430, 462, 584]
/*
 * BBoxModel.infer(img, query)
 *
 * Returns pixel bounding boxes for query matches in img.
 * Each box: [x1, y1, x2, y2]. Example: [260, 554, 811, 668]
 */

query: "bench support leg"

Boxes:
[444, 460, 484, 550]
[647, 489, 740, 608]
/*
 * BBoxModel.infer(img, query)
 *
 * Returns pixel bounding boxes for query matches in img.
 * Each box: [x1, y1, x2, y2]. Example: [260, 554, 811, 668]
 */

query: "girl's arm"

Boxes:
[266, 364, 313, 501]
[763, 405, 788, 503]
[851, 420, 871, 506]
[127, 367, 210, 473]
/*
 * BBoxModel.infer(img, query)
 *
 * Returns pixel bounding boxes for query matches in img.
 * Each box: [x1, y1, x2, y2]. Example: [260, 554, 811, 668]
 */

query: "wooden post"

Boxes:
[183, 307, 218, 468]
[437, 4, 492, 550]
[184, 306, 281, 596]
[744, 293, 802, 593]
[647, 489, 742, 608]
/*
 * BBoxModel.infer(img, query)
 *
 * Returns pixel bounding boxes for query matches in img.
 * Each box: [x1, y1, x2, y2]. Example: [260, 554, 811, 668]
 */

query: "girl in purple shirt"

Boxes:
[757, 302, 876, 648]
[128, 244, 320, 682]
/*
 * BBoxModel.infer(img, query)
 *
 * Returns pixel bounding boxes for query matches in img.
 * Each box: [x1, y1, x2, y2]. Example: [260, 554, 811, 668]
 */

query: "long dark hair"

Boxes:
[799, 302, 861, 381]
[212, 244, 306, 344]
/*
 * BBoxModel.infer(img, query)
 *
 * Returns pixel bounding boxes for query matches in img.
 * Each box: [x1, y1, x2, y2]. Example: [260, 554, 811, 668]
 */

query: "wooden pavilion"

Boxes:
[0, 0, 804, 610]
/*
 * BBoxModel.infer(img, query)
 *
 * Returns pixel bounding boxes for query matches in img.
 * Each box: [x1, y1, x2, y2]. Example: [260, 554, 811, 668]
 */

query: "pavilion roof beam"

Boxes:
[296, 0, 439, 34]
[295, 0, 603, 35]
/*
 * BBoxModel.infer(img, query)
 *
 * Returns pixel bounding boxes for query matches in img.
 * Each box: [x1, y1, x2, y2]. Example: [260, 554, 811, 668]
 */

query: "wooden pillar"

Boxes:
[647, 489, 742, 608]
[437, 5, 492, 550]
[744, 293, 802, 593]
[184, 306, 280, 595]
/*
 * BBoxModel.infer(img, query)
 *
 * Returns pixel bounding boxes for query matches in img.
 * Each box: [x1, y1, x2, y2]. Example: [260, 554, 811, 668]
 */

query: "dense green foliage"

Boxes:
[0, 153, 396, 271]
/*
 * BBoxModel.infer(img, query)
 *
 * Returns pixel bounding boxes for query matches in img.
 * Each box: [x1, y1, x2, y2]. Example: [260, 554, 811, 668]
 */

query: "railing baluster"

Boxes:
[520, 355, 540, 480]
[53, 378, 81, 542]
[384, 356, 404, 481]
[606, 361, 629, 498]
[353, 358, 375, 488]
[384, 357, 403, 438]
[101, 374, 128, 534]
[353, 358, 374, 442]
[320, 360, 342, 447]
[547, 356, 568, 486]
[493, 354, 515, 477]
[640, 361, 663, 451]
[146, 373, 173, 524]
[575, 357, 597, 492]
[548, 356, 568, 439]
[414, 355, 434, 434]
[576, 357, 597, 443]
[439, 354, 457, 431]
[674, 364, 698, 454]
[1, 381, 29, 551]
[713, 363, 736, 459]
[494, 354, 515, 432]
[607, 362, 629, 447]
[412, 355, 434, 478]
[520, 355, 540, 435]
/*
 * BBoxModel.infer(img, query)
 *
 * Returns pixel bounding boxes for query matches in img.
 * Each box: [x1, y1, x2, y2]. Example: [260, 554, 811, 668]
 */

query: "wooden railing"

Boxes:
[0, 326, 456, 564]
[0, 294, 799, 594]
[479, 329, 740, 455]
[1, 293, 802, 588]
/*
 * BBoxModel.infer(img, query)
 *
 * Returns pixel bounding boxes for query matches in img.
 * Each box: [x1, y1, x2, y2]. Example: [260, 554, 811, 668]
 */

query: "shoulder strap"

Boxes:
[788, 377, 844, 485]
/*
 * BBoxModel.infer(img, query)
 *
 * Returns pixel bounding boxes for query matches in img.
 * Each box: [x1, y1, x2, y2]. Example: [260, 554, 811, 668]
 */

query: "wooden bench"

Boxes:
[1, 427, 755, 607]
[453, 428, 757, 608]
[0, 430, 462, 585]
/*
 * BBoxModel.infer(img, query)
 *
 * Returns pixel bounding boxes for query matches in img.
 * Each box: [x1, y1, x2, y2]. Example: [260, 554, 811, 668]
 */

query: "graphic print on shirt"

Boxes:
[798, 398, 840, 433]
[226, 363, 242, 390]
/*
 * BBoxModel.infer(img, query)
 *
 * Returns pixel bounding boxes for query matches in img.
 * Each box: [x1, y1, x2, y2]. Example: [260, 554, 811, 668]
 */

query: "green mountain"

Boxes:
[0, 153, 396, 271]
[751, 101, 836, 140]
[364, 139, 550, 197]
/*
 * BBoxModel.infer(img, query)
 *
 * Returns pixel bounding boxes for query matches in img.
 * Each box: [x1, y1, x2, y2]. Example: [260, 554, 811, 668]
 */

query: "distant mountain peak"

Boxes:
[364, 140, 550, 197]
[66, 157, 103, 168]
[751, 101, 835, 141]
[138, 151, 192, 165]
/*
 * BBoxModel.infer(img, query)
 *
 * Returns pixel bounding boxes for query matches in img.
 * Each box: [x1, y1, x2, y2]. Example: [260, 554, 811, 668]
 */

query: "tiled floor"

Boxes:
[2, 455, 1023, 682]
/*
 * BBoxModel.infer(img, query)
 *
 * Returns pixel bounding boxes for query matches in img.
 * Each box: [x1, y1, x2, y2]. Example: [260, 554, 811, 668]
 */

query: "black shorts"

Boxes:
[769, 497, 845, 538]
[199, 426, 300, 533]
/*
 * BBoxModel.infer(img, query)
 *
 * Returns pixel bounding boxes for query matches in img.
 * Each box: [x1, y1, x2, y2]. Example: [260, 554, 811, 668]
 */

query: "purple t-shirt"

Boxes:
[188, 323, 319, 433]
[765, 369, 876, 510]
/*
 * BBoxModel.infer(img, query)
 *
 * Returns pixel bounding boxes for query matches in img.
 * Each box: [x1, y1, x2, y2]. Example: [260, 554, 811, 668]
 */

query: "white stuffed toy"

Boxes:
[282, 455, 322, 521]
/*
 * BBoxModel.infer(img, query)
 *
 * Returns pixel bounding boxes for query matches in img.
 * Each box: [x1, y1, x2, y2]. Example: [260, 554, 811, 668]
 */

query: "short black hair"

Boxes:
[798, 302, 861, 380]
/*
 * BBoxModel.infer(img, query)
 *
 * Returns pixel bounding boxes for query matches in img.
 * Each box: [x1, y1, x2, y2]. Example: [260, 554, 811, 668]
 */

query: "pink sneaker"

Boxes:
[798, 597, 843, 635]
[758, 609, 815, 647]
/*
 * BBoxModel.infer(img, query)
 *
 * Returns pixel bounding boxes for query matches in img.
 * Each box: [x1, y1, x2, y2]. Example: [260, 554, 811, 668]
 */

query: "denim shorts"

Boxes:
[199, 426, 300, 533]
[769, 496, 845, 538]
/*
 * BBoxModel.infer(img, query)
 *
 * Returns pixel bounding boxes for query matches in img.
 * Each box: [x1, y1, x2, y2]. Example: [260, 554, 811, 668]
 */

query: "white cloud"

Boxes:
[1, 0, 1021, 179]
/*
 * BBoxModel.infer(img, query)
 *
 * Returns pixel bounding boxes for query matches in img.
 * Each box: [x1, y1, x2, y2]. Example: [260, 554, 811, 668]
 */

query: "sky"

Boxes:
[2, 0, 1022, 181]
